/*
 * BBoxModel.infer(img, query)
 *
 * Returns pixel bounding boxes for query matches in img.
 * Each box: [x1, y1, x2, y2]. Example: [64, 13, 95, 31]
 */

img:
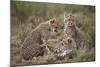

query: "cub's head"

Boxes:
[62, 37, 73, 45]
[49, 18, 59, 32]
[64, 13, 75, 27]
[62, 35, 75, 46]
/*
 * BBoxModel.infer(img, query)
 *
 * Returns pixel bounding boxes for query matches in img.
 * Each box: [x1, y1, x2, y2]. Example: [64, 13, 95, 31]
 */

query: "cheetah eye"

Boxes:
[55, 26, 58, 29]
[68, 19, 71, 21]
[61, 43, 64, 46]
[50, 18, 56, 24]
[68, 39, 72, 43]
[50, 20, 54, 24]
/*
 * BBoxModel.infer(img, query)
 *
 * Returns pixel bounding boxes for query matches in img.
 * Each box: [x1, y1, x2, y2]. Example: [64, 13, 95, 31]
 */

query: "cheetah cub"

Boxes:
[64, 13, 87, 49]
[21, 18, 58, 60]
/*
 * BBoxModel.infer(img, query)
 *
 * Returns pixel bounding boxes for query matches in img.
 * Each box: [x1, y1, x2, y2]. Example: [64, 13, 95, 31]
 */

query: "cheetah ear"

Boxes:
[49, 18, 56, 24]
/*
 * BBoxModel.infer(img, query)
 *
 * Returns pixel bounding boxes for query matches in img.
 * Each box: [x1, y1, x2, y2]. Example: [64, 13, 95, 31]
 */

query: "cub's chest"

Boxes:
[65, 27, 76, 36]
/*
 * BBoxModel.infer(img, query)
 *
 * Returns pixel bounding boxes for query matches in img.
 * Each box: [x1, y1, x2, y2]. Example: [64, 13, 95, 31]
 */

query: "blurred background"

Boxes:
[11, 1, 95, 65]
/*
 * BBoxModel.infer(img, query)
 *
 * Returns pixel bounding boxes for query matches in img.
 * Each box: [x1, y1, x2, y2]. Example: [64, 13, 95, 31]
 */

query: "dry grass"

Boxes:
[11, 1, 95, 66]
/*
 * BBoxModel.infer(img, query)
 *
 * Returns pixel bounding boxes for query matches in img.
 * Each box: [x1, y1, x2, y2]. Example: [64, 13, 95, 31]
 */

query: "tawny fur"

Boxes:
[21, 18, 58, 60]
[47, 36, 77, 59]
[64, 13, 87, 49]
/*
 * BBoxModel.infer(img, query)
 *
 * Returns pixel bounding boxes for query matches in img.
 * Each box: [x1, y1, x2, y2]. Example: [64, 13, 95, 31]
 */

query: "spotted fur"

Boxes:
[21, 18, 58, 60]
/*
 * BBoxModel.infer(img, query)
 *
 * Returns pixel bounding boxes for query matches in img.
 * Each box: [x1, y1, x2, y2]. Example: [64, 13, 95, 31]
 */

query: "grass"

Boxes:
[11, 1, 95, 66]
[11, 21, 95, 65]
